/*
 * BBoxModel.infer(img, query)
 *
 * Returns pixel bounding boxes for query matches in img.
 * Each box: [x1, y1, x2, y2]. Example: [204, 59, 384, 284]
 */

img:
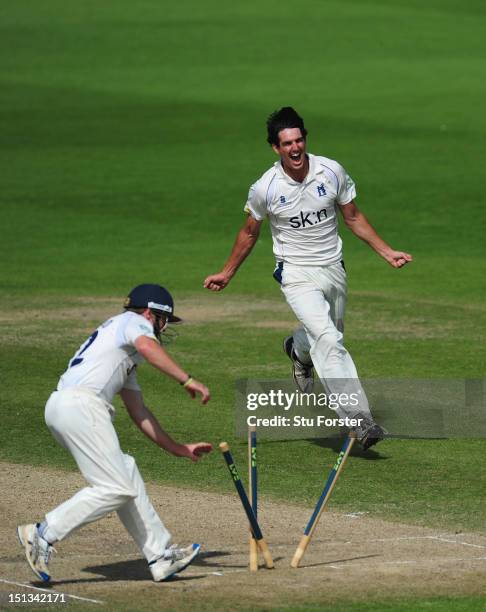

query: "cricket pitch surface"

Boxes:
[1, 462, 485, 610]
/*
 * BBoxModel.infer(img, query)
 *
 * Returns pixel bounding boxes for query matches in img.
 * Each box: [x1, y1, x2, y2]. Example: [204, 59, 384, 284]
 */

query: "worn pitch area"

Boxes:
[0, 463, 485, 610]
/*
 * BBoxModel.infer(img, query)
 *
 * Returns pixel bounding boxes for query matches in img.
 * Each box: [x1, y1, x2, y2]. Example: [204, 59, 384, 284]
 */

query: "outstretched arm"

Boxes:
[120, 388, 212, 461]
[339, 201, 412, 268]
[204, 215, 262, 291]
[134, 335, 210, 404]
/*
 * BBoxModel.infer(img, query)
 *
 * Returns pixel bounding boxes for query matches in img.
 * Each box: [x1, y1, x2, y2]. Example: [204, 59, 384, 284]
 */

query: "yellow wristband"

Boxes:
[182, 376, 194, 388]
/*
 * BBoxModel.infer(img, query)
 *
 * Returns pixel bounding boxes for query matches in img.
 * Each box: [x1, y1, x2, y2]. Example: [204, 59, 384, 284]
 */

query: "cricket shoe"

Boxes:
[283, 336, 314, 393]
[17, 523, 56, 582]
[149, 543, 200, 582]
[352, 413, 385, 450]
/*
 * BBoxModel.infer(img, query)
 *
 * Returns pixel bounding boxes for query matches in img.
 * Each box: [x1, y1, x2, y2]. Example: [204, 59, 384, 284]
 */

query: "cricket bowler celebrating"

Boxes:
[17, 284, 212, 583]
[204, 107, 412, 450]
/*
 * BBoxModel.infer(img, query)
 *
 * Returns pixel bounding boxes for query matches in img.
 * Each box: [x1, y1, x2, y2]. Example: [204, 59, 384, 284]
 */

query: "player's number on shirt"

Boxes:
[69, 330, 99, 368]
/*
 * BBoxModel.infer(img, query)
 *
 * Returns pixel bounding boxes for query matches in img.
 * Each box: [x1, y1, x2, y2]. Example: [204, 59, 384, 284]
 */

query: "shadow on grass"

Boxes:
[63, 549, 254, 583]
[310, 437, 388, 460]
[257, 437, 388, 460]
[49, 556, 214, 585]
[35, 549, 263, 586]
[198, 550, 285, 568]
[301, 553, 380, 569]
[196, 550, 247, 569]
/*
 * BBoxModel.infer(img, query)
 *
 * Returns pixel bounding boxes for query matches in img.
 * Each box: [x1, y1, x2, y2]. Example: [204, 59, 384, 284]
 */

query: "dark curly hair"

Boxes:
[266, 107, 307, 146]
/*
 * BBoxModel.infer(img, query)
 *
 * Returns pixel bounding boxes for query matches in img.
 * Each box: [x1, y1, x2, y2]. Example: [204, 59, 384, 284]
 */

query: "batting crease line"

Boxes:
[195, 569, 246, 576]
[431, 536, 486, 550]
[0, 578, 104, 605]
[267, 535, 478, 548]
[353, 534, 486, 549]
[318, 555, 486, 569]
[384, 556, 486, 566]
[269, 535, 443, 548]
[367, 535, 456, 543]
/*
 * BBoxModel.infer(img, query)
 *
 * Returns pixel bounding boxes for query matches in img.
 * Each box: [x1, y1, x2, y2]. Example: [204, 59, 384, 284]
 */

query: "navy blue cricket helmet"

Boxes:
[124, 284, 182, 323]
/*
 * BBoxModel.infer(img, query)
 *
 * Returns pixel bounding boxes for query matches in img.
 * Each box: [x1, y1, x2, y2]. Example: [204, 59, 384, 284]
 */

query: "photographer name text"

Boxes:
[247, 415, 363, 428]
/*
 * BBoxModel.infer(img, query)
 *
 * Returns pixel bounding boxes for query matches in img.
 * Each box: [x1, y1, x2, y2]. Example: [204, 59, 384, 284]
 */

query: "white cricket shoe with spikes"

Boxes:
[149, 543, 200, 582]
[17, 523, 56, 582]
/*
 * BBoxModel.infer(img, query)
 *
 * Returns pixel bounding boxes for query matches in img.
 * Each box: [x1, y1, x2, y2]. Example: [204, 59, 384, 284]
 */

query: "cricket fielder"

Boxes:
[17, 284, 212, 583]
[204, 107, 412, 450]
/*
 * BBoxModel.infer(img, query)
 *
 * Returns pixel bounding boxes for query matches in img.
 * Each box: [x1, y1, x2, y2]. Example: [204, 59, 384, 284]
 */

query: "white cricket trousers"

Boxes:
[43, 387, 170, 563]
[281, 261, 372, 420]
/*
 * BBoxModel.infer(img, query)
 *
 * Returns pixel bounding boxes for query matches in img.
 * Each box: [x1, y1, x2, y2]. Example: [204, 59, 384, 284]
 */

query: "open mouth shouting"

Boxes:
[272, 127, 309, 180]
[290, 151, 303, 165]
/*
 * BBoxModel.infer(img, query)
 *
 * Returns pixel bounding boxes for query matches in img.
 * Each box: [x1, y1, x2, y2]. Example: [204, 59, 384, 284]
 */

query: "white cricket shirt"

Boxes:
[57, 312, 157, 403]
[244, 153, 356, 266]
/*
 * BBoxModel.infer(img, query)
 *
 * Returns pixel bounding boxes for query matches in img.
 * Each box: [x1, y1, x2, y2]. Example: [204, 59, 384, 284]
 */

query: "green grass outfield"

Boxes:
[1, 0, 485, 609]
[274, 596, 486, 612]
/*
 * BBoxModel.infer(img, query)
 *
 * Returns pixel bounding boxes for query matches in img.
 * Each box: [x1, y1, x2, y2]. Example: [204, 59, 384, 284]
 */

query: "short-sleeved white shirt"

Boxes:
[244, 153, 356, 266]
[57, 311, 157, 404]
